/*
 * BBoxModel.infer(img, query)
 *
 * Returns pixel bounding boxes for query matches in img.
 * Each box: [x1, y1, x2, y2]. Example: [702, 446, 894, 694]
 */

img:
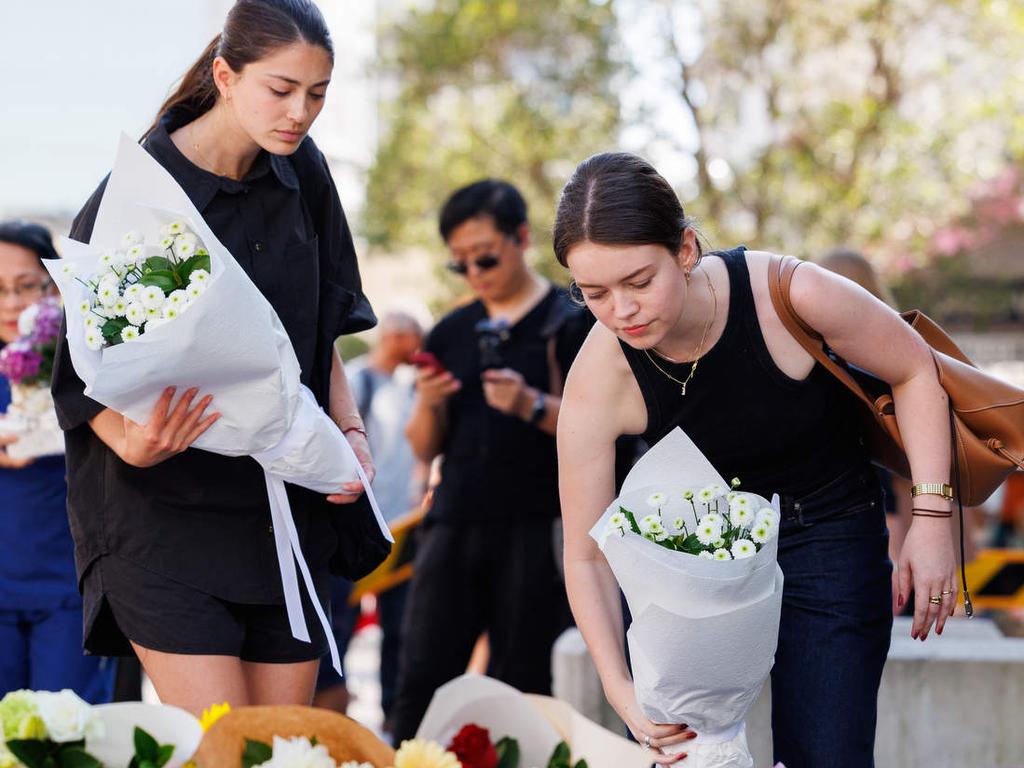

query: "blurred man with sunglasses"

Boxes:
[392, 180, 589, 742]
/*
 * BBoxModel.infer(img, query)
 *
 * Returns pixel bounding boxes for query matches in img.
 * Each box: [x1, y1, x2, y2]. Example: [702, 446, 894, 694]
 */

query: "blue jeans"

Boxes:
[771, 464, 893, 768]
[0, 606, 116, 703]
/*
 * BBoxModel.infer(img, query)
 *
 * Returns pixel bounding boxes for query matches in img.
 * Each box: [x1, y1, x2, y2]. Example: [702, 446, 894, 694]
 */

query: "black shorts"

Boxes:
[82, 555, 329, 664]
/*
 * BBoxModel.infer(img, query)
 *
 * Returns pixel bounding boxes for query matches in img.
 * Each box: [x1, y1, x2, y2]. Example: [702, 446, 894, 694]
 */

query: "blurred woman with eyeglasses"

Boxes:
[0, 220, 115, 700]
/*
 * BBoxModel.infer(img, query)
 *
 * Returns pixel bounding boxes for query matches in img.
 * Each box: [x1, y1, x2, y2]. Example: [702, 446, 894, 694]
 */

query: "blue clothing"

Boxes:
[0, 376, 115, 701]
[0, 377, 78, 610]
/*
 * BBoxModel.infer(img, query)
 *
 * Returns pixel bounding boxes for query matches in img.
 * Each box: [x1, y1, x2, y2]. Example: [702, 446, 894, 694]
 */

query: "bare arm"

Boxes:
[327, 347, 376, 504]
[558, 326, 694, 760]
[789, 262, 957, 638]
[405, 368, 460, 463]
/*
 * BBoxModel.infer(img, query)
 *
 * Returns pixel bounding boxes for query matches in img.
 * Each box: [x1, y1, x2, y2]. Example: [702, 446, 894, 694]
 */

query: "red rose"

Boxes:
[448, 723, 499, 768]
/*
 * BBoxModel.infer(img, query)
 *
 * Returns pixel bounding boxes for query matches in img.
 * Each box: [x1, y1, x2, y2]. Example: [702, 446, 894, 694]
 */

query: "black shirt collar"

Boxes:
[145, 107, 299, 211]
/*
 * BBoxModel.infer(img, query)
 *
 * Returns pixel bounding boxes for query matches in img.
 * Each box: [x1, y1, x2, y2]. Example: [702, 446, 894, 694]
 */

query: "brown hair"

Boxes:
[146, 0, 333, 135]
[553, 152, 701, 268]
[819, 248, 897, 308]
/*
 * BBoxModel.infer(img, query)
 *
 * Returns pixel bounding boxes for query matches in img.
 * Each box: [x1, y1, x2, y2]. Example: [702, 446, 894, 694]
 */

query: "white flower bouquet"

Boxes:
[45, 134, 392, 675]
[590, 428, 785, 768]
[0, 690, 200, 768]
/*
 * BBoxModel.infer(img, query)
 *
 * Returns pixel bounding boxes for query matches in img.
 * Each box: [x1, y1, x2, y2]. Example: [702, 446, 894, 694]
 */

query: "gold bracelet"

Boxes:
[911, 482, 954, 500]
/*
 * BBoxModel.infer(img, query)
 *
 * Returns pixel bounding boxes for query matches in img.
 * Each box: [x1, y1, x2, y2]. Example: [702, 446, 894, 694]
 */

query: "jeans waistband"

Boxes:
[778, 463, 879, 523]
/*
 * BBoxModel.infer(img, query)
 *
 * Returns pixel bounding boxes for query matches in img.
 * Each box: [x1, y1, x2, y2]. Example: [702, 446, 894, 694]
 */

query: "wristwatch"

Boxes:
[911, 482, 954, 500]
[528, 390, 546, 425]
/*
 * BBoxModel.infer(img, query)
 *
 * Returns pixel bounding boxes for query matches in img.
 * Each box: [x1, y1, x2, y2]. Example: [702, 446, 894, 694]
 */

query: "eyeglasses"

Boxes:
[445, 253, 501, 276]
[0, 279, 51, 301]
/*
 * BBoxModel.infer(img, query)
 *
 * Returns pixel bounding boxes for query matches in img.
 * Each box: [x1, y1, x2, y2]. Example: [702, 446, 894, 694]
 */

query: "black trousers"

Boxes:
[390, 517, 570, 743]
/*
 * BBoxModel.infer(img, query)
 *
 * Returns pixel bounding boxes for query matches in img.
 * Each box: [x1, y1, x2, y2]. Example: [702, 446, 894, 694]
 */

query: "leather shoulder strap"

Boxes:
[767, 253, 879, 412]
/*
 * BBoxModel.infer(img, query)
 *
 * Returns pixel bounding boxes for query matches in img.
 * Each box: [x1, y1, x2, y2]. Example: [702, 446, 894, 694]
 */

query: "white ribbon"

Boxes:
[255, 389, 392, 677]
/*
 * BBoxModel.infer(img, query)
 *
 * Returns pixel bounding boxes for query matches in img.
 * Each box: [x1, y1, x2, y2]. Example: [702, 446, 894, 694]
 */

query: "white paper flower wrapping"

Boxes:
[45, 134, 393, 676]
[589, 428, 784, 768]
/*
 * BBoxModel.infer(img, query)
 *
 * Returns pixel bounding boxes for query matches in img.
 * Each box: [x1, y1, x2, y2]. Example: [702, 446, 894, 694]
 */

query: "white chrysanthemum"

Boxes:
[83, 315, 98, 329]
[120, 326, 140, 343]
[91, 305, 113, 319]
[186, 282, 205, 300]
[697, 486, 716, 504]
[730, 506, 755, 529]
[756, 508, 780, 529]
[672, 517, 686, 533]
[96, 283, 119, 307]
[695, 518, 723, 546]
[173, 233, 199, 260]
[751, 524, 772, 544]
[254, 735, 336, 768]
[84, 329, 104, 351]
[120, 230, 143, 248]
[164, 289, 188, 308]
[60, 262, 76, 278]
[713, 537, 726, 549]
[145, 306, 161, 319]
[158, 235, 176, 250]
[731, 539, 756, 559]
[98, 251, 121, 269]
[682, 489, 694, 501]
[111, 298, 128, 317]
[124, 243, 146, 265]
[161, 220, 187, 237]
[163, 305, 181, 321]
[189, 268, 211, 286]
[124, 302, 146, 326]
[140, 285, 164, 310]
[639, 514, 666, 541]
[124, 283, 143, 300]
[608, 512, 627, 529]
[727, 491, 738, 502]
[77, 300, 92, 316]
[698, 550, 715, 560]
[646, 492, 667, 508]
[701, 512, 723, 527]
[731, 494, 752, 509]
[713, 548, 732, 561]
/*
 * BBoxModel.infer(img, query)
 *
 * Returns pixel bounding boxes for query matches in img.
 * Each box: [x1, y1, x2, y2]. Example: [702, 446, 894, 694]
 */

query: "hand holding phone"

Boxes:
[411, 351, 460, 406]
[411, 351, 446, 375]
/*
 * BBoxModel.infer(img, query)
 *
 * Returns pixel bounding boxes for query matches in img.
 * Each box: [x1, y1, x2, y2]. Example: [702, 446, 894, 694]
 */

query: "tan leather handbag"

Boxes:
[768, 253, 1024, 507]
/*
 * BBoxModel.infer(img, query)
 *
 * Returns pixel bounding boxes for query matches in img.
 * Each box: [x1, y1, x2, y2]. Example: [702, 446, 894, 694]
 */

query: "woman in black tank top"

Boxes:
[553, 153, 957, 768]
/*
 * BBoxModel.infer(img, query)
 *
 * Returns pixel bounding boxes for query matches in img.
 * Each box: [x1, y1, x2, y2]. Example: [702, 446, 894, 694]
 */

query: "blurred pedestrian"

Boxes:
[391, 180, 590, 742]
[0, 220, 115, 701]
[315, 311, 425, 729]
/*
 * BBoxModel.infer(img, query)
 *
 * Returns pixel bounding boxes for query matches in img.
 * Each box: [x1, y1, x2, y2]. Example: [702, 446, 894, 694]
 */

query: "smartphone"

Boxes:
[411, 351, 446, 375]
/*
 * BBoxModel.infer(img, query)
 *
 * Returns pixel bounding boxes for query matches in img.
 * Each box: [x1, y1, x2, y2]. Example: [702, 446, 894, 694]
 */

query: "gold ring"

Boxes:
[644, 735, 652, 749]
[941, 590, 955, 596]
[929, 596, 942, 605]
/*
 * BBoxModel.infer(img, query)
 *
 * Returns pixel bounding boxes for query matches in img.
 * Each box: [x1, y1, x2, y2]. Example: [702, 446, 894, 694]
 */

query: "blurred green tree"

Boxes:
[626, 0, 1024, 268]
[362, 0, 622, 284]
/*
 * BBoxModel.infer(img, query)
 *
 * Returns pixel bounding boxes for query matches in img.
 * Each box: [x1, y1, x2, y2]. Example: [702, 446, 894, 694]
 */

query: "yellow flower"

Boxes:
[199, 702, 231, 732]
[392, 739, 461, 768]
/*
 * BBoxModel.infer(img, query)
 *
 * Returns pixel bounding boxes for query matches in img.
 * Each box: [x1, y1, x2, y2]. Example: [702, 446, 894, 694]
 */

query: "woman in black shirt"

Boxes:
[554, 154, 957, 767]
[51, 0, 375, 715]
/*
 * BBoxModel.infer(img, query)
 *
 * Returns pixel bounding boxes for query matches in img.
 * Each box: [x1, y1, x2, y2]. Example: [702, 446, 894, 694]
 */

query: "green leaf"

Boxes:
[547, 741, 571, 768]
[619, 507, 642, 535]
[134, 727, 159, 761]
[143, 256, 173, 273]
[156, 743, 175, 766]
[6, 738, 55, 767]
[55, 746, 102, 768]
[100, 317, 130, 341]
[139, 272, 177, 294]
[572, 760, 587, 768]
[495, 736, 520, 768]
[242, 739, 273, 768]
[179, 252, 211, 281]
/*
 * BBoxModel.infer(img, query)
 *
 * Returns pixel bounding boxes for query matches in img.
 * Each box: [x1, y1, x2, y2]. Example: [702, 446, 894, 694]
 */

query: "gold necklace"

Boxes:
[643, 268, 718, 397]
[189, 121, 232, 179]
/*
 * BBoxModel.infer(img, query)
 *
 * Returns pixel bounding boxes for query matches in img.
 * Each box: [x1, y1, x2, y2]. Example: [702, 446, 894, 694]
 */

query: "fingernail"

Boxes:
[686, 732, 697, 740]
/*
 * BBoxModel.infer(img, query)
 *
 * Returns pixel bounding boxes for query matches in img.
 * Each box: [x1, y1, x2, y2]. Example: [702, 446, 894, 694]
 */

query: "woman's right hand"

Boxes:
[605, 675, 696, 764]
[119, 387, 220, 468]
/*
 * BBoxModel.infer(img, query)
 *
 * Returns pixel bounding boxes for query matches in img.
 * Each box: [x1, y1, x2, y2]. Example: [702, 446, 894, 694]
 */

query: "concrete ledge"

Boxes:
[553, 618, 1024, 767]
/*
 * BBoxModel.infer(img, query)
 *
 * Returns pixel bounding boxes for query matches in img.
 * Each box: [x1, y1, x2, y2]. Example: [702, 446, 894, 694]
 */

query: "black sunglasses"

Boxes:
[445, 253, 500, 276]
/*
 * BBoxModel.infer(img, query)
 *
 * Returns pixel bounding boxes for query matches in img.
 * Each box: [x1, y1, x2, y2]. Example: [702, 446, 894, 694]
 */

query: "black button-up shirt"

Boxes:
[51, 109, 375, 603]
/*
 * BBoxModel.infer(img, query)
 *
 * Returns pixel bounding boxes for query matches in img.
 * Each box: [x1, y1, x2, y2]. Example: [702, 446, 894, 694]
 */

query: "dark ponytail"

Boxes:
[146, 0, 334, 136]
[553, 152, 701, 268]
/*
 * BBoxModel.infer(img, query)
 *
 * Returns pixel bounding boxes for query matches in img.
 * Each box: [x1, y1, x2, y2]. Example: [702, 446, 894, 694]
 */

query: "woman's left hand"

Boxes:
[897, 517, 958, 640]
[327, 429, 375, 505]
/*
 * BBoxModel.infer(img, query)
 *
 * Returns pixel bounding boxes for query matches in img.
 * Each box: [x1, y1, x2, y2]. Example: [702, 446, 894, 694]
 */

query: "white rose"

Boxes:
[33, 690, 103, 743]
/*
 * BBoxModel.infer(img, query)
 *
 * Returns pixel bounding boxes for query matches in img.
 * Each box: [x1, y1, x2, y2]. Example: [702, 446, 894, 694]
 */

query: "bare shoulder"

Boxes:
[562, 322, 647, 438]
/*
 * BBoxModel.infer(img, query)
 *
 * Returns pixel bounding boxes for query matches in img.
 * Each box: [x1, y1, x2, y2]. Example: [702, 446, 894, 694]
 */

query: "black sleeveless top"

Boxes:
[619, 247, 869, 499]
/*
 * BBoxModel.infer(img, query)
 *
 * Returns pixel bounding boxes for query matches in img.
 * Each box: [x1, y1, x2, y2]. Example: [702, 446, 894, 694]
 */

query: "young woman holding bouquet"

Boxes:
[0, 221, 114, 702]
[51, 0, 376, 715]
[555, 153, 957, 767]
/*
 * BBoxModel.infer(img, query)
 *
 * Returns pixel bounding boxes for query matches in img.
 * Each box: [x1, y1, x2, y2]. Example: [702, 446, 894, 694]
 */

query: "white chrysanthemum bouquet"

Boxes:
[68, 221, 210, 350]
[604, 480, 780, 562]
[46, 134, 392, 678]
[591, 429, 785, 768]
